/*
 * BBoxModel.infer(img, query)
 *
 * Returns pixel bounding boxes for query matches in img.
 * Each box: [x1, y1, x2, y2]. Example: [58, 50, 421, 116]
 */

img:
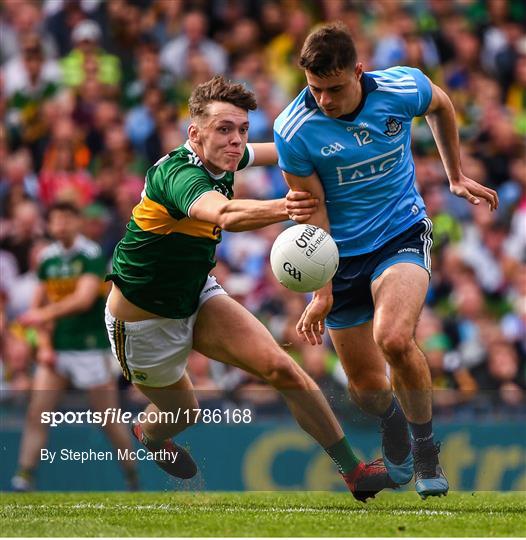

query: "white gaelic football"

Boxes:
[270, 224, 339, 293]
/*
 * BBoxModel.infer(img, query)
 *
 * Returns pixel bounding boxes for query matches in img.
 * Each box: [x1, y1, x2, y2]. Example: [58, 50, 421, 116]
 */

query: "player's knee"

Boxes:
[262, 353, 307, 390]
[374, 327, 413, 361]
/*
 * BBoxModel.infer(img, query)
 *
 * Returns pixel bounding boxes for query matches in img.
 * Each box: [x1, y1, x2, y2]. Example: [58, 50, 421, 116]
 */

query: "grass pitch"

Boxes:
[1, 491, 524, 537]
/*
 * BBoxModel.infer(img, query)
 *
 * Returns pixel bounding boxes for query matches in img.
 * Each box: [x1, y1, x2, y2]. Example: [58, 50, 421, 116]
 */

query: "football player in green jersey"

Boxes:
[12, 202, 138, 491]
[105, 76, 397, 501]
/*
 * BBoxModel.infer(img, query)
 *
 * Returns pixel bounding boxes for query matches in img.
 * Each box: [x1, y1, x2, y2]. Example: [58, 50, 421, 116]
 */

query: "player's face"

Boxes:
[305, 65, 363, 118]
[191, 102, 249, 174]
[48, 210, 81, 246]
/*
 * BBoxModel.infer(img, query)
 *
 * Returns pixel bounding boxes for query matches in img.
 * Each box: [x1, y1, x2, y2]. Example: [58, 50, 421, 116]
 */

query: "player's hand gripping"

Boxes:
[297, 284, 333, 345]
[285, 190, 319, 222]
[449, 174, 499, 211]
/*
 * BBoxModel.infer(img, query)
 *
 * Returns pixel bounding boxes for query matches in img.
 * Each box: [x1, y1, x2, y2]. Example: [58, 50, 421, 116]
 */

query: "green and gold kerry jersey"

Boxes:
[38, 236, 108, 351]
[107, 141, 254, 318]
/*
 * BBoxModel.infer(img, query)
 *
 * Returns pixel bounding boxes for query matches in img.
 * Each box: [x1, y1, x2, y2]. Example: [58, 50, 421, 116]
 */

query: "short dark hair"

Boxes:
[299, 22, 357, 77]
[47, 201, 80, 218]
[188, 75, 257, 119]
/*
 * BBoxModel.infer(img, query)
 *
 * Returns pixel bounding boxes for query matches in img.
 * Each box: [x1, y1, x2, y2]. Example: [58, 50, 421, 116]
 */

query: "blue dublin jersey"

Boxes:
[274, 66, 433, 256]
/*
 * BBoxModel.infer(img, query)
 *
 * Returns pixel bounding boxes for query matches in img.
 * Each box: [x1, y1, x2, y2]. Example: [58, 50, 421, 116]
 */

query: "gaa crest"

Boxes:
[133, 370, 148, 381]
[384, 117, 402, 137]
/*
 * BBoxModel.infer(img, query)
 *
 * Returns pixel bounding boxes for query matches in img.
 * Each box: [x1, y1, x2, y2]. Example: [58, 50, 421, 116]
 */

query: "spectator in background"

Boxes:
[421, 182, 462, 254]
[1, 0, 58, 64]
[0, 250, 19, 313]
[222, 17, 262, 59]
[475, 107, 523, 188]
[0, 259, 35, 395]
[0, 200, 44, 274]
[43, 0, 102, 57]
[141, 0, 183, 48]
[121, 39, 176, 110]
[505, 39, 526, 135]
[471, 339, 526, 412]
[41, 117, 90, 172]
[403, 30, 442, 81]
[416, 0, 457, 65]
[480, 0, 514, 76]
[446, 280, 496, 370]
[81, 202, 114, 260]
[372, 8, 438, 71]
[501, 263, 526, 359]
[39, 119, 95, 209]
[7, 238, 50, 319]
[493, 21, 525, 97]
[160, 10, 227, 80]
[3, 35, 62, 170]
[104, 0, 145, 79]
[247, 71, 288, 142]
[0, 149, 39, 216]
[2, 239, 50, 395]
[61, 19, 121, 94]
[94, 122, 146, 178]
[444, 25, 482, 104]
[84, 98, 122, 160]
[458, 200, 519, 295]
[416, 307, 478, 413]
[265, 7, 312, 97]
[167, 49, 216, 125]
[432, 245, 477, 303]
[502, 158, 526, 265]
[255, 1, 283, 45]
[144, 102, 182, 164]
[3, 33, 61, 100]
[125, 85, 164, 156]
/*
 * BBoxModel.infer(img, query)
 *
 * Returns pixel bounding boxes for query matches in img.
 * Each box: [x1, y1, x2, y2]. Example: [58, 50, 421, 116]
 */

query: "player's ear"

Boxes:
[188, 123, 200, 144]
[355, 63, 363, 80]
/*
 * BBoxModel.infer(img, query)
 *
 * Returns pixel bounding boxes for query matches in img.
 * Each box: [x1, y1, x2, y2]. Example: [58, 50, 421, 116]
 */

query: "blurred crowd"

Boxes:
[1, 0, 525, 418]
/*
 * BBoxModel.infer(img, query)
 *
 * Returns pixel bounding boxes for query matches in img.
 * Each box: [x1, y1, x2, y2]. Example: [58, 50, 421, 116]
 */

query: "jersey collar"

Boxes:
[304, 72, 378, 122]
[55, 235, 85, 257]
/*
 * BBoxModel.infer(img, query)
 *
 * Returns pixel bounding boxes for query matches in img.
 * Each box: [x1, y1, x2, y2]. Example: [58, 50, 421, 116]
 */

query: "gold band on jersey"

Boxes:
[45, 277, 78, 302]
[113, 319, 131, 381]
[132, 195, 220, 240]
[45, 277, 107, 302]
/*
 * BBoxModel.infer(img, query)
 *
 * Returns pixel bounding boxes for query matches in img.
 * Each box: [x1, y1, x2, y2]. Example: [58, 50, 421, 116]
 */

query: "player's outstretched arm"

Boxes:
[424, 81, 499, 211]
[251, 142, 277, 166]
[19, 274, 102, 327]
[189, 189, 318, 232]
[283, 170, 334, 346]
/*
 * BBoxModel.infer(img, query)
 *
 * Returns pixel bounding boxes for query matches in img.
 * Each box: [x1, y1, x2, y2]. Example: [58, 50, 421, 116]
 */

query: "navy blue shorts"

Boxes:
[327, 218, 433, 329]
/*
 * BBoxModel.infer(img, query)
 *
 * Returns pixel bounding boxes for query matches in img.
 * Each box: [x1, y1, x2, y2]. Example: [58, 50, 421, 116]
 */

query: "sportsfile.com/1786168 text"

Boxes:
[40, 408, 254, 427]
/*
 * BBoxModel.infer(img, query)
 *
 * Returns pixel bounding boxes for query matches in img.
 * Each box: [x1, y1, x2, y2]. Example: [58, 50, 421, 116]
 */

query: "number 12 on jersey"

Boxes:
[353, 130, 372, 146]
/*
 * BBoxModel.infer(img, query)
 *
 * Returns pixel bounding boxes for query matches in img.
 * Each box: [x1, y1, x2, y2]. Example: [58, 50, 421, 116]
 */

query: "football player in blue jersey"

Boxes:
[274, 22, 498, 499]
